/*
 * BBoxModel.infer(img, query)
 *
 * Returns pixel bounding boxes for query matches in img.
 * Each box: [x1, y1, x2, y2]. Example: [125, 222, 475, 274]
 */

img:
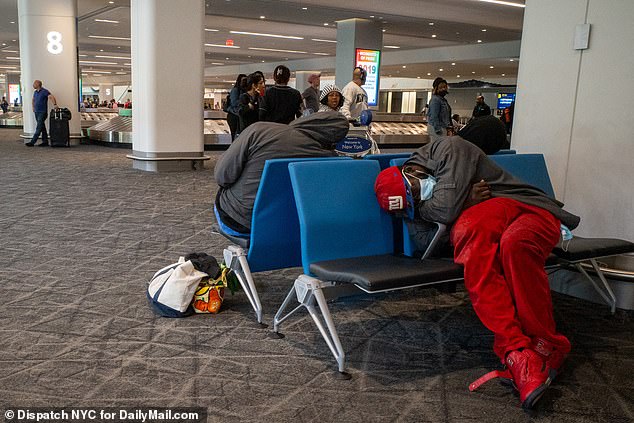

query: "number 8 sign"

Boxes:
[47, 31, 63, 55]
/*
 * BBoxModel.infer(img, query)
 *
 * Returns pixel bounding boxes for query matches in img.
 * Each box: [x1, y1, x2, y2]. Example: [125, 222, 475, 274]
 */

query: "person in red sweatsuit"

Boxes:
[374, 135, 579, 409]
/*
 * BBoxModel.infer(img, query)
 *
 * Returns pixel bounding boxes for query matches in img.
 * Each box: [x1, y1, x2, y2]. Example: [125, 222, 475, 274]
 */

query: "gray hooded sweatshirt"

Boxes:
[215, 111, 349, 231]
[404, 136, 581, 253]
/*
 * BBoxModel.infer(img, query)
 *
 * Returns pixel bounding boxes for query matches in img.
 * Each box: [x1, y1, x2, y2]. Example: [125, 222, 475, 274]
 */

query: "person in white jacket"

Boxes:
[340, 67, 368, 121]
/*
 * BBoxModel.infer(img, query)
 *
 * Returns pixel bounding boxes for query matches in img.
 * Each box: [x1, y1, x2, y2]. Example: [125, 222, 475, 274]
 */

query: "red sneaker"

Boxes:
[506, 349, 555, 409]
[532, 337, 567, 377]
[469, 349, 555, 409]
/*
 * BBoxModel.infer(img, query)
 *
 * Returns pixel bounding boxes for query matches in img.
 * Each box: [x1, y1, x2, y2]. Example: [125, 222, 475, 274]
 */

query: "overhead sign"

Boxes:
[9, 83, 20, 105]
[355, 48, 380, 107]
[497, 93, 515, 109]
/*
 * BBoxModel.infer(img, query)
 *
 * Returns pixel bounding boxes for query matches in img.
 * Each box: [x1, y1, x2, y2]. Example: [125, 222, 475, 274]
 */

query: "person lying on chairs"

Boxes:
[214, 111, 349, 235]
[374, 133, 580, 409]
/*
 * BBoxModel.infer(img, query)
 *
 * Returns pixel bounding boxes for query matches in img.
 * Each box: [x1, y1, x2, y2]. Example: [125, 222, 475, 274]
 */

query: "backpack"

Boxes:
[147, 258, 208, 317]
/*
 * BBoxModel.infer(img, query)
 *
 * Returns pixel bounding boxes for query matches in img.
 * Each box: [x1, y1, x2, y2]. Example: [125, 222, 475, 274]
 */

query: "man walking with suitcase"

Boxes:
[26, 80, 57, 147]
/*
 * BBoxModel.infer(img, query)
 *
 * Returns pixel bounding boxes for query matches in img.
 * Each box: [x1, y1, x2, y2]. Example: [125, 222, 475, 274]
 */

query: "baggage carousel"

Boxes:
[0, 112, 23, 127]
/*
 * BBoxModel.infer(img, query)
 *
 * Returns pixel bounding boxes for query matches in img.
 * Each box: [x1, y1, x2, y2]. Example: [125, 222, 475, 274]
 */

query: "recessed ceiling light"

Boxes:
[205, 43, 240, 48]
[323, 23, 329, 26]
[311, 38, 337, 43]
[417, 76, 420, 79]
[402, 65, 406, 68]
[429, 22, 434, 26]
[384, 45, 400, 49]
[370, 15, 375, 18]
[95, 55, 130, 60]
[260, 15, 265, 19]
[95, 19, 119, 23]
[501, 73, 506, 76]
[11, 39, 16, 42]
[89, 35, 131, 41]
[451, 62, 456, 66]
[472, 71, 476, 74]
[9, 21, 15, 24]
[509, 59, 515, 62]
[489, 66, 495, 68]
[261, 60, 265, 63]
[478, 0, 526, 8]
[382, 29, 386, 32]
[427, 72, 431, 76]
[230, 31, 303, 40]
[477, 39, 482, 43]
[482, 29, 487, 32]
[108, 1, 114, 4]
[248, 47, 307, 54]
[302, 7, 308, 10]
[439, 68, 444, 71]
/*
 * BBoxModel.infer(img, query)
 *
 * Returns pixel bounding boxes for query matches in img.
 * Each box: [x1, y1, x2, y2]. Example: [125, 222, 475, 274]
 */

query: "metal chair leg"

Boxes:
[575, 259, 617, 314]
[223, 245, 264, 324]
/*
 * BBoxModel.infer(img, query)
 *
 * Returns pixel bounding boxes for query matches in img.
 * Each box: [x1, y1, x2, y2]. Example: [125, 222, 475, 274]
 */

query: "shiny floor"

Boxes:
[1, 129, 632, 423]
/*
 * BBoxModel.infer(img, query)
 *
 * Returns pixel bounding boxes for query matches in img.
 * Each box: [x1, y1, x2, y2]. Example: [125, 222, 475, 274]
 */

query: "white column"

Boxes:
[18, 0, 81, 141]
[98, 84, 114, 104]
[129, 0, 207, 172]
[335, 19, 382, 97]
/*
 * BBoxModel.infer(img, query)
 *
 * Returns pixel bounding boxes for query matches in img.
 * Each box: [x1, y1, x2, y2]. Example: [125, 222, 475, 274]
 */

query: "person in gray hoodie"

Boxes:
[214, 111, 349, 233]
[374, 135, 580, 409]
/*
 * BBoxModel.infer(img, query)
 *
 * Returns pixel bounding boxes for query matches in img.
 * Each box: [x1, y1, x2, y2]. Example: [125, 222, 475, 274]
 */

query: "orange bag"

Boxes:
[192, 267, 229, 314]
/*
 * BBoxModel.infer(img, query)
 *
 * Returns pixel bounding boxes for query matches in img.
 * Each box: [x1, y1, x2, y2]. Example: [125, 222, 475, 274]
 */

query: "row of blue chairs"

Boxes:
[214, 152, 633, 375]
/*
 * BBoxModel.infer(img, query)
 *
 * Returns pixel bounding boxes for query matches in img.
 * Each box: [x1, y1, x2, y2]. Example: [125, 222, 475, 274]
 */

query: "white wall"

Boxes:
[513, 0, 634, 241]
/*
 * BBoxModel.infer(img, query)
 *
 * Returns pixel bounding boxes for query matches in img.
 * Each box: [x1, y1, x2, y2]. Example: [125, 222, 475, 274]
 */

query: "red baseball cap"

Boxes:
[374, 166, 415, 219]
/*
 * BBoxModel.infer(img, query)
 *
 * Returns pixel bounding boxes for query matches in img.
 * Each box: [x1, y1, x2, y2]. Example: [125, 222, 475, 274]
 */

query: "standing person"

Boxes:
[340, 67, 368, 121]
[226, 74, 247, 141]
[427, 77, 452, 142]
[259, 65, 302, 124]
[502, 101, 515, 135]
[26, 80, 57, 147]
[238, 73, 264, 134]
[472, 95, 491, 118]
[253, 70, 266, 97]
[374, 134, 580, 409]
[1, 97, 8, 114]
[318, 84, 345, 113]
[302, 73, 321, 114]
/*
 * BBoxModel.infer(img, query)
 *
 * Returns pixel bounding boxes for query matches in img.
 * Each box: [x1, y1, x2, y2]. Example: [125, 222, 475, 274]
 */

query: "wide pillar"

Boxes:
[98, 84, 114, 104]
[18, 0, 81, 141]
[129, 0, 207, 172]
[335, 18, 382, 106]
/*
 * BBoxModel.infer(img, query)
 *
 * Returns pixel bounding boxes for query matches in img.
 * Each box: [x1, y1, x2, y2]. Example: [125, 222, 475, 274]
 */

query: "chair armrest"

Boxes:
[421, 223, 447, 260]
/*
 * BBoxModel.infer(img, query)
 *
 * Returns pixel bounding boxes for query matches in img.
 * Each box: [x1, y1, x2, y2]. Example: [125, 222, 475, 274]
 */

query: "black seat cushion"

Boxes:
[553, 236, 634, 262]
[211, 224, 250, 249]
[310, 254, 464, 292]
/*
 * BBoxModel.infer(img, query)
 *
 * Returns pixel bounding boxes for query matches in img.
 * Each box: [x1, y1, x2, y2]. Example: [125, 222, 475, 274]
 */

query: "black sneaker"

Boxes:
[25, 142, 35, 147]
[37, 142, 49, 147]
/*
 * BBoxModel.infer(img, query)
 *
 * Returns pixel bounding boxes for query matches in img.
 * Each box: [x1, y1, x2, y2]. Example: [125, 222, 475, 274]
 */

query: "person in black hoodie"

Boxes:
[238, 73, 264, 134]
[259, 65, 302, 124]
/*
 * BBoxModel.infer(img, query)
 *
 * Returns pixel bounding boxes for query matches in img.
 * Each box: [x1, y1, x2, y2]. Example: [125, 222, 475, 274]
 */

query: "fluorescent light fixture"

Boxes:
[229, 31, 303, 40]
[79, 54, 88, 57]
[84, 70, 111, 74]
[79, 60, 119, 65]
[2, 50, 18, 53]
[313, 52, 329, 56]
[115, 72, 127, 74]
[311, 38, 336, 43]
[478, 0, 525, 7]
[6, 57, 20, 60]
[248, 47, 307, 54]
[205, 43, 240, 48]
[94, 19, 119, 23]
[205, 28, 220, 32]
[95, 55, 130, 60]
[0, 66, 17, 69]
[210, 62, 225, 65]
[384, 45, 400, 49]
[88, 35, 131, 41]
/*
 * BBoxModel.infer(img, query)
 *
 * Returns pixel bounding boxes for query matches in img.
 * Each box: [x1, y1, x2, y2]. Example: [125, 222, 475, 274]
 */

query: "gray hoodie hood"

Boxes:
[289, 110, 349, 148]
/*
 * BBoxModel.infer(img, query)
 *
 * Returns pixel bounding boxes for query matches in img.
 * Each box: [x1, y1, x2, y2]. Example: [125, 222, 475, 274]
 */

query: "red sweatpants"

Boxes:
[450, 197, 570, 362]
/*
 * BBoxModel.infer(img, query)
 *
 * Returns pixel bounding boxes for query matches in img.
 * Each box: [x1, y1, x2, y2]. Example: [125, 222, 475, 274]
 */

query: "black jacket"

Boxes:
[259, 85, 302, 124]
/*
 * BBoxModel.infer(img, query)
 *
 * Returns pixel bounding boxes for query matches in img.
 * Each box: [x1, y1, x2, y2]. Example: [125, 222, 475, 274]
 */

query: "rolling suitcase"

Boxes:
[49, 107, 71, 147]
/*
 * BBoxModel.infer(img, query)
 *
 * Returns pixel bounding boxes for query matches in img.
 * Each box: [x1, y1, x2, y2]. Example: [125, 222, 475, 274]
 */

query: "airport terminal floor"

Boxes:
[1, 129, 633, 422]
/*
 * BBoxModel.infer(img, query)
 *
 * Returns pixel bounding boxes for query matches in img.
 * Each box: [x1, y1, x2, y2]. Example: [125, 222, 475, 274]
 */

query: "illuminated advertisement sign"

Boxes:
[497, 93, 515, 109]
[9, 83, 20, 105]
[355, 48, 380, 107]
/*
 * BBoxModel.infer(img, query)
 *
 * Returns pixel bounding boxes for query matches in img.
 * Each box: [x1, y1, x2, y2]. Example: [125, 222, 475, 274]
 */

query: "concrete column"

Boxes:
[129, 0, 207, 172]
[98, 84, 114, 104]
[335, 19, 382, 102]
[18, 0, 81, 141]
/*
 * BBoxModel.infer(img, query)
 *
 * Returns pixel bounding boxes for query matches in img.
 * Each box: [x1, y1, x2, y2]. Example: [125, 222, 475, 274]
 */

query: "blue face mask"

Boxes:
[402, 168, 437, 201]
[560, 224, 573, 241]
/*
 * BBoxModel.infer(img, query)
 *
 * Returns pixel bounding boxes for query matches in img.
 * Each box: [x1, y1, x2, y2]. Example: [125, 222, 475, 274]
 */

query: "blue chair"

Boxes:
[215, 156, 350, 323]
[272, 160, 463, 374]
[492, 149, 516, 155]
[489, 153, 555, 197]
[363, 153, 411, 170]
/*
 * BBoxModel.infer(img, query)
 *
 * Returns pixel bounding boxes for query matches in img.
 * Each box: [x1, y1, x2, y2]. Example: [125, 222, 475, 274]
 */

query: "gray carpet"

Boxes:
[1, 128, 632, 423]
